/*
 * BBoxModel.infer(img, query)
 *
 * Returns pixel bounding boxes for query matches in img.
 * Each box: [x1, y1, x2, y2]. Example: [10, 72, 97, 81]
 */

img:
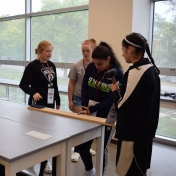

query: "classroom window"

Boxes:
[31, 11, 88, 63]
[0, 65, 24, 81]
[153, 1, 176, 95]
[0, 19, 25, 61]
[153, 0, 176, 139]
[153, 1, 176, 68]
[9, 87, 25, 103]
[0, 0, 25, 17]
[59, 94, 70, 112]
[32, 0, 89, 12]
[56, 68, 70, 87]
[0, 85, 6, 99]
[158, 107, 176, 139]
[0, 0, 88, 109]
[0, 85, 25, 103]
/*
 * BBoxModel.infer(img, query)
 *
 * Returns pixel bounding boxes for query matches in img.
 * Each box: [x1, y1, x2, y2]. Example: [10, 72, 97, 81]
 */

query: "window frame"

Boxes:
[0, 0, 89, 96]
[150, 0, 176, 146]
[150, 0, 176, 100]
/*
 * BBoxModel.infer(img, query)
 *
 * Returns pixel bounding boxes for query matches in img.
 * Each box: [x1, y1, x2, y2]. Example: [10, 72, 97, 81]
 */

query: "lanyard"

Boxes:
[40, 61, 53, 84]
[40, 61, 50, 69]
[95, 68, 109, 96]
[82, 59, 86, 71]
[40, 61, 52, 75]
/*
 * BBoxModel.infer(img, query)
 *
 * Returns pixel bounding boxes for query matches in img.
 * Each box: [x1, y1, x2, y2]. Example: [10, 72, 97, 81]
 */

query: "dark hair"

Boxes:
[122, 32, 160, 75]
[92, 41, 122, 68]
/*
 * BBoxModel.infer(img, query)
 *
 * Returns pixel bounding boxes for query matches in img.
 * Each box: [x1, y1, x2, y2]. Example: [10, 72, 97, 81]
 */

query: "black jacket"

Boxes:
[19, 59, 60, 107]
[81, 62, 124, 118]
[113, 58, 160, 141]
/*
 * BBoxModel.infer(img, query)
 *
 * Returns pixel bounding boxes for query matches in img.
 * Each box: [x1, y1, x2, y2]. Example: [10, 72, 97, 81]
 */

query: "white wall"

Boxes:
[89, 0, 151, 72]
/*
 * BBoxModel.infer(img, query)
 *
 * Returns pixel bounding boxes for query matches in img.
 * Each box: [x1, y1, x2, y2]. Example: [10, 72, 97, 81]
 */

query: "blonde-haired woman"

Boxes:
[19, 40, 60, 174]
[68, 39, 97, 162]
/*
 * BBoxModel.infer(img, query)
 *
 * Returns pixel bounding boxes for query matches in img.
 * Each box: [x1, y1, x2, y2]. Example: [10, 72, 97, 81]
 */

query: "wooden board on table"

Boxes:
[28, 106, 115, 127]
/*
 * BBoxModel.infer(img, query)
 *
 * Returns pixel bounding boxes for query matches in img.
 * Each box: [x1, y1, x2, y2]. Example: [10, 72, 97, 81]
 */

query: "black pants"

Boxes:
[74, 145, 80, 153]
[116, 139, 153, 176]
[79, 126, 115, 175]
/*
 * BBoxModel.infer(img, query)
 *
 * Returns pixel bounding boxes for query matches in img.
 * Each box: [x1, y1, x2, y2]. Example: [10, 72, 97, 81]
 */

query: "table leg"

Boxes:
[66, 126, 103, 176]
[96, 126, 105, 176]
[56, 141, 66, 176]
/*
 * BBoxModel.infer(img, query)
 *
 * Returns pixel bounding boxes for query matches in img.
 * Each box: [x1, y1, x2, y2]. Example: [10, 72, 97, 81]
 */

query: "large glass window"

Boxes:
[0, 85, 6, 99]
[32, 0, 89, 12]
[158, 107, 176, 139]
[0, 0, 88, 110]
[60, 94, 70, 112]
[31, 11, 88, 63]
[153, 0, 176, 140]
[0, 65, 24, 81]
[57, 68, 70, 87]
[9, 87, 25, 103]
[0, 85, 25, 103]
[0, 19, 25, 61]
[153, 1, 176, 68]
[153, 1, 176, 94]
[0, 0, 25, 17]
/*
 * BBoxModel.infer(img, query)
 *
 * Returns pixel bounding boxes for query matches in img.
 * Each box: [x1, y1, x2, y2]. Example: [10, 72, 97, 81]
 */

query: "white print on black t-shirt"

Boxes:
[41, 67, 55, 82]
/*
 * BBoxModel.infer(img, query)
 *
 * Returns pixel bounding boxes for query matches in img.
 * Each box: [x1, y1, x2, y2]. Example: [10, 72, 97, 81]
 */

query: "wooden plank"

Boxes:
[28, 107, 115, 127]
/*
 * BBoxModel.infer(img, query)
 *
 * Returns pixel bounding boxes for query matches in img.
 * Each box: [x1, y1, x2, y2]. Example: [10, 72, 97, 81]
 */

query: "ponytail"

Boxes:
[92, 41, 122, 68]
[145, 43, 160, 75]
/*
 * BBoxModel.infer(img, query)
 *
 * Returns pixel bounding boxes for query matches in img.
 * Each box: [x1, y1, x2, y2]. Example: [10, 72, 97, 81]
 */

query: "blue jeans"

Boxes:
[72, 95, 82, 106]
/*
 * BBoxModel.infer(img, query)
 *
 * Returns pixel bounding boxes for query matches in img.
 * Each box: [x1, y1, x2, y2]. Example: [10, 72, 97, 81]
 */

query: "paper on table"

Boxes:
[25, 131, 52, 140]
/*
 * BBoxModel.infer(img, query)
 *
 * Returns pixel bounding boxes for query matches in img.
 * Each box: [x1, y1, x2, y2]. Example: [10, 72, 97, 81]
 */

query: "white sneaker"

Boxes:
[44, 161, 52, 174]
[83, 168, 96, 176]
[90, 148, 96, 156]
[71, 152, 80, 162]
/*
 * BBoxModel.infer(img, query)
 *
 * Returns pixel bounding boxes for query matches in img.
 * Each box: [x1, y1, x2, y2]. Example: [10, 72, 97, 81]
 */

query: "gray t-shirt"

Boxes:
[68, 59, 88, 97]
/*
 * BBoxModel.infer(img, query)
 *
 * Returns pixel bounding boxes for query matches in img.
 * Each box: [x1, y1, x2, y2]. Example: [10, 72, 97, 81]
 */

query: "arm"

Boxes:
[81, 67, 89, 107]
[68, 63, 78, 111]
[80, 65, 91, 115]
[68, 79, 76, 111]
[19, 63, 37, 96]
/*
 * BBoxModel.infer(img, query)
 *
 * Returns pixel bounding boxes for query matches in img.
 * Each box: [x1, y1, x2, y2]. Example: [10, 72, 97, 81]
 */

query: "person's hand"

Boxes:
[69, 101, 74, 111]
[56, 105, 60, 110]
[110, 82, 120, 92]
[33, 93, 42, 101]
[81, 106, 91, 115]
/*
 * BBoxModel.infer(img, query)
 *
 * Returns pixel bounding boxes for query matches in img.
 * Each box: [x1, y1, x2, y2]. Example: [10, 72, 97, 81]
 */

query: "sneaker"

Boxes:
[71, 152, 80, 162]
[44, 161, 52, 174]
[90, 148, 96, 156]
[83, 168, 96, 176]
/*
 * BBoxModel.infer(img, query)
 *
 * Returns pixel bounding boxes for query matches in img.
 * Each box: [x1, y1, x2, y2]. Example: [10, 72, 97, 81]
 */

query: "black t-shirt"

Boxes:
[19, 59, 60, 107]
